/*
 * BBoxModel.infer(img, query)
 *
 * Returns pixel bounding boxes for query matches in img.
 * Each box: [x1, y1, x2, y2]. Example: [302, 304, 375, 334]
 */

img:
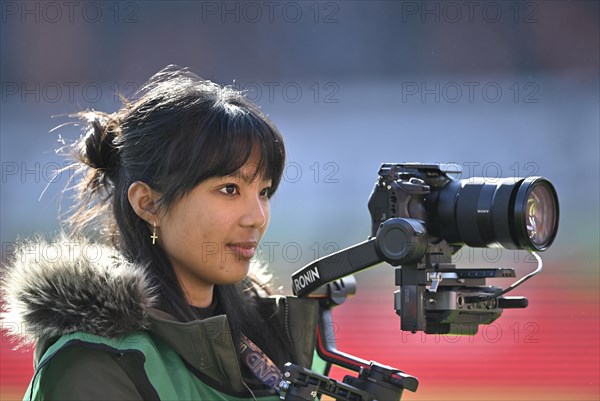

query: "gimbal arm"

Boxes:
[291, 218, 428, 297]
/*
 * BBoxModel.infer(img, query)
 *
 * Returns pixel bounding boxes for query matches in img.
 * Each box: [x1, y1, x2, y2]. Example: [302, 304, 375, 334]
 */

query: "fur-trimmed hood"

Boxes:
[2, 236, 322, 395]
[1, 236, 158, 345]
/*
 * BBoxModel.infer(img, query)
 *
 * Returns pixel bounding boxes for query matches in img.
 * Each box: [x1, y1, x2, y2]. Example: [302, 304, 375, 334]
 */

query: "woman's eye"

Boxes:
[220, 185, 239, 195]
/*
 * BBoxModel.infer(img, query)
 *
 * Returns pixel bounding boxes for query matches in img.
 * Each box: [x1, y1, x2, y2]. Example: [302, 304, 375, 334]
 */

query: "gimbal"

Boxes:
[279, 163, 559, 400]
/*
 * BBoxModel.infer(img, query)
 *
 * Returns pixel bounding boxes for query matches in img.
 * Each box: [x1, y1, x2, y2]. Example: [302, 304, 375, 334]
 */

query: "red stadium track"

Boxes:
[327, 267, 599, 400]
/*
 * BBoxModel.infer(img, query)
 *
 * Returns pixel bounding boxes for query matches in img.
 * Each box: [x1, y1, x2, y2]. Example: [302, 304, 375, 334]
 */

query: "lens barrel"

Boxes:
[428, 177, 559, 251]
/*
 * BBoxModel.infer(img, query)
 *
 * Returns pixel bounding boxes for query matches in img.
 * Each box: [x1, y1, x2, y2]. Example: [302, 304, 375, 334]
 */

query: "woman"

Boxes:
[2, 66, 322, 400]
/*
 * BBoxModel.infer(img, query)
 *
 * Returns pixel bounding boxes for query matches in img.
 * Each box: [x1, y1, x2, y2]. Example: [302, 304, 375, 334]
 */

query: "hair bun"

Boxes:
[80, 112, 120, 179]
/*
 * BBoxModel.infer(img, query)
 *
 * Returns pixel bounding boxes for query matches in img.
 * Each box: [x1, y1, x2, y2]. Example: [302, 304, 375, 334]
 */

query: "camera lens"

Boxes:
[514, 178, 559, 250]
[428, 176, 559, 251]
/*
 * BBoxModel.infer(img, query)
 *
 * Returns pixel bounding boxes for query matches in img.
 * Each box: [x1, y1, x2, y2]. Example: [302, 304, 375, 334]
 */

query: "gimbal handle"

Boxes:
[316, 306, 419, 393]
[280, 280, 418, 401]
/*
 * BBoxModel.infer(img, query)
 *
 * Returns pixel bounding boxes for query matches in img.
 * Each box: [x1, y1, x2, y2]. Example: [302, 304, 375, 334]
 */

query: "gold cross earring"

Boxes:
[151, 222, 158, 245]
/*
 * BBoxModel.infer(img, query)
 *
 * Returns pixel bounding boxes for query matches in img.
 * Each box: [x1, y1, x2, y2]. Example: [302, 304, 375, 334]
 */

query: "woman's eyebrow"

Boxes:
[226, 171, 271, 184]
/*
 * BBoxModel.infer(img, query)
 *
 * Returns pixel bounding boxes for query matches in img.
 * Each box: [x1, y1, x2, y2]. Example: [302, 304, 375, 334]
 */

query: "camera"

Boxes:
[369, 162, 559, 252]
[368, 163, 559, 334]
[283, 162, 559, 400]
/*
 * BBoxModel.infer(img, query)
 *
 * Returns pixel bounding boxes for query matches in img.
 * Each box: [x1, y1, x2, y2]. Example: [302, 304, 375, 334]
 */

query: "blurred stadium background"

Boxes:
[1, 1, 598, 400]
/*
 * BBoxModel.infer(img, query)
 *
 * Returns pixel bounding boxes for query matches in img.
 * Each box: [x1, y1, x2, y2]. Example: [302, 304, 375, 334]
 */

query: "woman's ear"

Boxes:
[128, 181, 160, 224]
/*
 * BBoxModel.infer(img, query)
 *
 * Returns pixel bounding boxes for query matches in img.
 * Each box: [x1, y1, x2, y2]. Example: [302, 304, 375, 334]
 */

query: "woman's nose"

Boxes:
[240, 194, 267, 229]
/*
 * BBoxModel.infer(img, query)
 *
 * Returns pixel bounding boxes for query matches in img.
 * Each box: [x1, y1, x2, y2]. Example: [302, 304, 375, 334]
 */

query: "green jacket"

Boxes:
[2, 238, 322, 400]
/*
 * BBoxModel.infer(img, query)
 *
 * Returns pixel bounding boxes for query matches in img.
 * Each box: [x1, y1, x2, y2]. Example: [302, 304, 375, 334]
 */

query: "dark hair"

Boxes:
[67, 65, 290, 366]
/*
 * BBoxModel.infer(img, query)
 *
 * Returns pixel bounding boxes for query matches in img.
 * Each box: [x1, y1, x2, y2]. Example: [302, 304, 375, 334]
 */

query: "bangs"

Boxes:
[184, 101, 285, 194]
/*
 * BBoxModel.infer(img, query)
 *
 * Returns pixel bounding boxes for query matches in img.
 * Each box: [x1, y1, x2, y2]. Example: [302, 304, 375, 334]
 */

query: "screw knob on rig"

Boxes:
[374, 218, 428, 266]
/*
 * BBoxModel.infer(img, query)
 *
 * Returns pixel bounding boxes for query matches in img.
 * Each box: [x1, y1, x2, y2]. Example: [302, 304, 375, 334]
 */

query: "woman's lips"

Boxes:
[226, 242, 257, 259]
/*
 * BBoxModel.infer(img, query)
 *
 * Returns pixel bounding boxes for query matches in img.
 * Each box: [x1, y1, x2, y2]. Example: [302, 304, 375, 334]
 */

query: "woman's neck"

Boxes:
[182, 283, 214, 307]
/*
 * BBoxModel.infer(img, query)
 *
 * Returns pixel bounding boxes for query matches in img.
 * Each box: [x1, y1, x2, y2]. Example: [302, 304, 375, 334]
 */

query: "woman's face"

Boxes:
[157, 153, 272, 306]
